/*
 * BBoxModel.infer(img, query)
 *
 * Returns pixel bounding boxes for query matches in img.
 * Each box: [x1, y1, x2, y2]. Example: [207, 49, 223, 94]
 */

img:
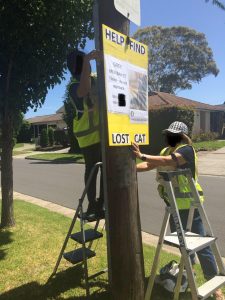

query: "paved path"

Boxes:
[198, 147, 225, 176]
[13, 144, 70, 158]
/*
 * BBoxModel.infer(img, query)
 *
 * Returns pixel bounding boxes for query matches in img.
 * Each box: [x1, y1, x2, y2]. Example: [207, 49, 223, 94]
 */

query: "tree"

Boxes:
[17, 119, 33, 143]
[48, 127, 54, 146]
[206, 0, 225, 9]
[0, 0, 93, 227]
[63, 81, 81, 153]
[133, 26, 219, 94]
[40, 128, 49, 147]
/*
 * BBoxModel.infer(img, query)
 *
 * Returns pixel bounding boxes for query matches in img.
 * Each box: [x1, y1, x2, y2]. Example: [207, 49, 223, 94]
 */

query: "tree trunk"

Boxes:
[94, 1, 145, 299]
[1, 110, 15, 227]
[106, 147, 145, 300]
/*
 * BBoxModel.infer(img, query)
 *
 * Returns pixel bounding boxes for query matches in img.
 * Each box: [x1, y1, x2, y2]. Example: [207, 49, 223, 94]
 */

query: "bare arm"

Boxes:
[77, 50, 102, 98]
[132, 142, 187, 168]
[136, 162, 158, 172]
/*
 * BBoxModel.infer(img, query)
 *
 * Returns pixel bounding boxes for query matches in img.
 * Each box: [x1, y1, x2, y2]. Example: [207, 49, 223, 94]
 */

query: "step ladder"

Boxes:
[145, 169, 225, 300]
[49, 162, 107, 298]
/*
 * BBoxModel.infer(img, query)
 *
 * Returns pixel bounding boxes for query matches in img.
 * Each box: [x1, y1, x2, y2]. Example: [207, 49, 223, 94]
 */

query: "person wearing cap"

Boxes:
[132, 121, 224, 300]
[67, 49, 104, 220]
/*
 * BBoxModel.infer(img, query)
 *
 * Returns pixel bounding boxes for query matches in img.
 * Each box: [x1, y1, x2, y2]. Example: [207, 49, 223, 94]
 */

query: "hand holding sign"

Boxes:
[85, 50, 103, 62]
[132, 142, 142, 159]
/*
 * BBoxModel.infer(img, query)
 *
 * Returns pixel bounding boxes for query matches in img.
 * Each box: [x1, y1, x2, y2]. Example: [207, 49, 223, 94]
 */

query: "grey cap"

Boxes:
[163, 121, 188, 135]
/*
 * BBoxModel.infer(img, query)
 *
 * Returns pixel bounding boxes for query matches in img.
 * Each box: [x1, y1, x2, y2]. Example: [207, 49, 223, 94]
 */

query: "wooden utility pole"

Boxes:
[93, 1, 145, 299]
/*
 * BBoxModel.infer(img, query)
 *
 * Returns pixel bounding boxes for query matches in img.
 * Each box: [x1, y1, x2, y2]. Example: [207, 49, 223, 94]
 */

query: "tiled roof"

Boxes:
[215, 104, 225, 110]
[56, 105, 65, 114]
[149, 92, 225, 111]
[26, 113, 63, 124]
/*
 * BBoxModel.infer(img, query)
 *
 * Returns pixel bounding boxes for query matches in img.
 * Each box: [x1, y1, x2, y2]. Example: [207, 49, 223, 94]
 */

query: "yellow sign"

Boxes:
[102, 24, 149, 146]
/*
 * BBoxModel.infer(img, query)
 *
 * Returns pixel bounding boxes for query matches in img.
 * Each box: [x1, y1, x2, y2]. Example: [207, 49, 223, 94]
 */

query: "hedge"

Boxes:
[142, 106, 194, 155]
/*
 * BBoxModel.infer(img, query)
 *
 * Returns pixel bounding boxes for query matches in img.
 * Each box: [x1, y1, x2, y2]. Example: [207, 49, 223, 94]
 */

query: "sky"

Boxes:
[25, 0, 225, 119]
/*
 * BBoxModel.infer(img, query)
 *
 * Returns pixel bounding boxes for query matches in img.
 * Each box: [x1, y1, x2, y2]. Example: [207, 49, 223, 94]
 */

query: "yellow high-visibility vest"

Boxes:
[70, 77, 100, 148]
[157, 144, 204, 210]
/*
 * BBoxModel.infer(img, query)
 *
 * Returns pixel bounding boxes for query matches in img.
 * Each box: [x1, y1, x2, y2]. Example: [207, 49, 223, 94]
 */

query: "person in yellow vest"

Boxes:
[132, 121, 224, 300]
[67, 49, 104, 220]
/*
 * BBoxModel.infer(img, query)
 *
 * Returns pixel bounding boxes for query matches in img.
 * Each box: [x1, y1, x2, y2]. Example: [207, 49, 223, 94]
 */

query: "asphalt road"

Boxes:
[1, 158, 225, 255]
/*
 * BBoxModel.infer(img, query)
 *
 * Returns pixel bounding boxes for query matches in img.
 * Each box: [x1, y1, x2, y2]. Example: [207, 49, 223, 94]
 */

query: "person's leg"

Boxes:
[191, 210, 224, 300]
[170, 209, 224, 299]
[82, 143, 101, 214]
[191, 210, 218, 279]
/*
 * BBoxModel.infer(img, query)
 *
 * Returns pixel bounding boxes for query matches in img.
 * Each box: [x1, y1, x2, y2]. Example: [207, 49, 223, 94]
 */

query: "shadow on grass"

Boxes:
[27, 157, 84, 165]
[0, 229, 13, 260]
[0, 270, 195, 300]
[0, 265, 110, 300]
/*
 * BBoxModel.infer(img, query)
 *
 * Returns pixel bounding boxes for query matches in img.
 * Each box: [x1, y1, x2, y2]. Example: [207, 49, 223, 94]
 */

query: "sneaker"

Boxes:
[78, 203, 96, 220]
[214, 289, 225, 300]
[95, 209, 105, 219]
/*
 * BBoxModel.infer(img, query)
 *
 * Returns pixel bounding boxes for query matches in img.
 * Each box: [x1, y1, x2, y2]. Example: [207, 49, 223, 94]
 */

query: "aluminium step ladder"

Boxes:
[145, 169, 225, 300]
[49, 162, 107, 298]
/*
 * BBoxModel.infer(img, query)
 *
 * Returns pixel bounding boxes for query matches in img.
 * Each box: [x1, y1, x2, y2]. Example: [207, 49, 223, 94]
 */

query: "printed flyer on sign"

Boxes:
[103, 24, 149, 146]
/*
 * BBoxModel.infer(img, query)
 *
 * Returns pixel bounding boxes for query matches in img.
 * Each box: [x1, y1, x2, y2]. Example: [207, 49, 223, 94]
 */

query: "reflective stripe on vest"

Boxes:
[69, 78, 100, 148]
[157, 144, 204, 210]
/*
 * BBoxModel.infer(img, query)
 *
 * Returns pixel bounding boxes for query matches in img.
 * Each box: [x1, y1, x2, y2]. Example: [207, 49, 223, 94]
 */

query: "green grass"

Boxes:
[13, 143, 24, 149]
[193, 140, 225, 151]
[26, 153, 84, 163]
[0, 200, 223, 299]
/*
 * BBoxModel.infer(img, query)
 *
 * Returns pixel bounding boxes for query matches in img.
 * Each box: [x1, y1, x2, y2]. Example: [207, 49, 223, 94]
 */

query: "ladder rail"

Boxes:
[51, 202, 81, 277]
[80, 162, 103, 203]
[187, 172, 215, 236]
[87, 219, 100, 250]
[186, 172, 225, 275]
[145, 169, 225, 300]
[80, 204, 90, 298]
[50, 162, 103, 278]
[164, 176, 199, 299]
[173, 257, 184, 300]
[186, 205, 195, 232]
[164, 179, 189, 251]
[144, 207, 170, 300]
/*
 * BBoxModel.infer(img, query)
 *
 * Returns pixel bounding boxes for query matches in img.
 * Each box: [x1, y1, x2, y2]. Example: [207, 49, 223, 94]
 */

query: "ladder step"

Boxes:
[198, 275, 225, 299]
[63, 248, 95, 264]
[164, 232, 216, 253]
[70, 229, 103, 244]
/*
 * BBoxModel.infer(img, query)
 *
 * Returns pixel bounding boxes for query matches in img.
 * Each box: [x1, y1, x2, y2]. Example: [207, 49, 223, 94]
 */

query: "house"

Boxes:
[26, 107, 66, 138]
[148, 92, 225, 135]
[26, 93, 225, 137]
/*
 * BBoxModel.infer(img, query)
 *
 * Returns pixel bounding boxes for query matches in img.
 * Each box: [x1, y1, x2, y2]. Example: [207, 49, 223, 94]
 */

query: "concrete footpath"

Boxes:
[198, 147, 225, 176]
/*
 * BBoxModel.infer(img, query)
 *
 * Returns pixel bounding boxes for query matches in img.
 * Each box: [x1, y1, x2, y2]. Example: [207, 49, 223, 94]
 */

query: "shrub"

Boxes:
[142, 106, 194, 154]
[40, 128, 49, 147]
[17, 120, 33, 143]
[54, 129, 69, 147]
[192, 131, 219, 142]
[48, 127, 54, 146]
